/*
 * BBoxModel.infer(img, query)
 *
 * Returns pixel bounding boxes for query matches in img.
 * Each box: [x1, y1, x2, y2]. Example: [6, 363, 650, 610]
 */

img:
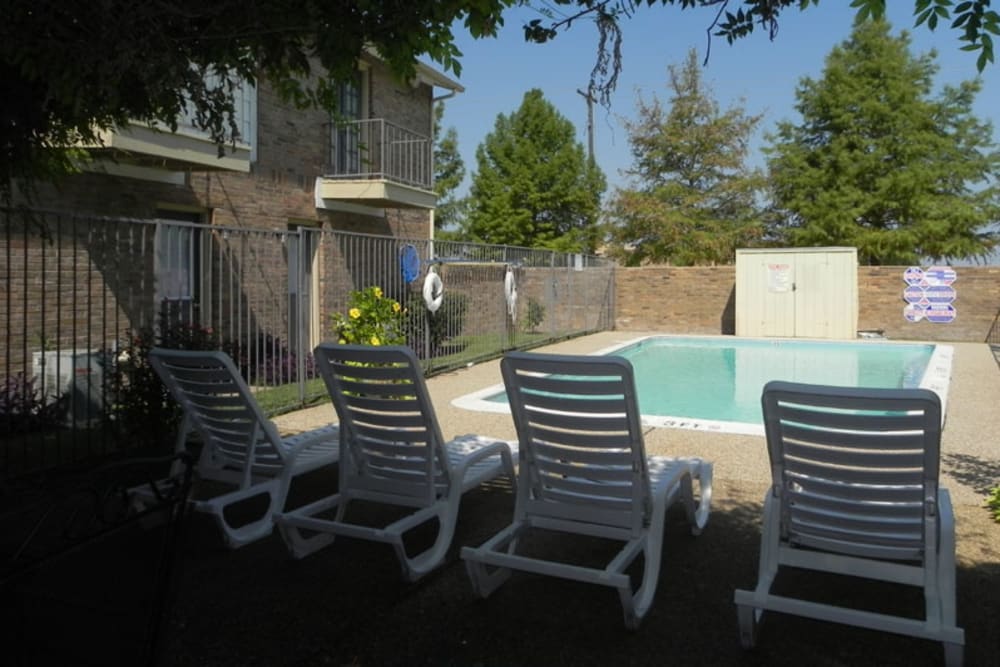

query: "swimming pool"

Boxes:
[451, 335, 954, 436]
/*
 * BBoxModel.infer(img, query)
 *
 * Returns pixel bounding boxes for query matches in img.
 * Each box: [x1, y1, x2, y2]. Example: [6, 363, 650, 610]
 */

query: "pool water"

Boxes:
[607, 337, 934, 424]
[462, 335, 953, 435]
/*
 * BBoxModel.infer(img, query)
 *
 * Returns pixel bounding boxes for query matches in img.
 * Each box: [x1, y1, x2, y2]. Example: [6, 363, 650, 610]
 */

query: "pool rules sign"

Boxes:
[903, 266, 957, 323]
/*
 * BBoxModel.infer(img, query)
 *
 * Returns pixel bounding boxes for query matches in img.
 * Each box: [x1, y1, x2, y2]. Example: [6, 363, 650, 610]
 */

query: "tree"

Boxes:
[433, 103, 467, 233]
[4, 0, 997, 203]
[0, 0, 517, 204]
[765, 20, 1000, 265]
[524, 1, 1000, 107]
[464, 89, 606, 252]
[607, 49, 766, 266]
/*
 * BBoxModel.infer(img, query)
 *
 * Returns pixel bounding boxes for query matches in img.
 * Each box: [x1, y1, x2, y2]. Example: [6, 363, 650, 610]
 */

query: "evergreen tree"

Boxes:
[464, 89, 605, 252]
[766, 20, 1000, 265]
[607, 49, 766, 266]
[433, 103, 467, 232]
[5, 1, 997, 204]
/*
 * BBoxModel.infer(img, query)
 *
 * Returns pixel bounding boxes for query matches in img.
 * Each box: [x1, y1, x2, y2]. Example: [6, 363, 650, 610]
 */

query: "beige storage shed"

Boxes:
[735, 247, 858, 339]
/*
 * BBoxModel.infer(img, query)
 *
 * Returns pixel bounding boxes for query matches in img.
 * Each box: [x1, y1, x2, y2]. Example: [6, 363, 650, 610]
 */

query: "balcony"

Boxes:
[84, 79, 255, 174]
[317, 119, 436, 209]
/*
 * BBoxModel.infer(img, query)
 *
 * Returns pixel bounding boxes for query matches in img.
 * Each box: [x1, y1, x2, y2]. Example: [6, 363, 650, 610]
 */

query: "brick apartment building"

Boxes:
[2, 53, 463, 377]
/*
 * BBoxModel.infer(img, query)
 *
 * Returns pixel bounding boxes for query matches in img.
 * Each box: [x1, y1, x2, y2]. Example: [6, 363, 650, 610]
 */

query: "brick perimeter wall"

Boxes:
[614, 265, 1000, 342]
[615, 267, 737, 335]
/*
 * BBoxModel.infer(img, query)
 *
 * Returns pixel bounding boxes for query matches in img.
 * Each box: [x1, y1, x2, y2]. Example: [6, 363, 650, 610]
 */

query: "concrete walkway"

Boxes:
[273, 332, 1000, 506]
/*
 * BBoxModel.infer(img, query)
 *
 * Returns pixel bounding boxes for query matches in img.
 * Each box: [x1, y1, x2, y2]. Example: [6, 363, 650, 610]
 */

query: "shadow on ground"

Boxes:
[4, 467, 996, 667]
[147, 476, 998, 667]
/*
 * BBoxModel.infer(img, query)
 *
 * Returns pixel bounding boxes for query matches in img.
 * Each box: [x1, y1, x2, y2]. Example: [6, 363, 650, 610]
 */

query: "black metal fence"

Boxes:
[1, 208, 615, 476]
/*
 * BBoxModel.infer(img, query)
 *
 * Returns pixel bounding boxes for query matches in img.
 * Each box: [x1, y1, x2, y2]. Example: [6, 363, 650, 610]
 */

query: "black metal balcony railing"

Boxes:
[327, 118, 432, 191]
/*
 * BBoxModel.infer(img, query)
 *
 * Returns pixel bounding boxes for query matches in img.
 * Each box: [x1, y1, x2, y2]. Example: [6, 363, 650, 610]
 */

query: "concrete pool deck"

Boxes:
[272, 331, 1000, 507]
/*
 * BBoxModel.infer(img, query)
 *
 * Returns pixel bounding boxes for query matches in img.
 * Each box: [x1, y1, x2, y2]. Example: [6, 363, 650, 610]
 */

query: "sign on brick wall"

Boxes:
[902, 266, 957, 323]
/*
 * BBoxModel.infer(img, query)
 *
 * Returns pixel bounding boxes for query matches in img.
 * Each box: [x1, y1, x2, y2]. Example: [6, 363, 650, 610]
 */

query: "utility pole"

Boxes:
[577, 87, 595, 165]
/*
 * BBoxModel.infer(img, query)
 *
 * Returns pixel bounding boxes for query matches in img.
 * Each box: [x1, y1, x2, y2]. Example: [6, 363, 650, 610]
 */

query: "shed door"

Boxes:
[738, 251, 856, 339]
[740, 256, 796, 337]
[794, 252, 849, 338]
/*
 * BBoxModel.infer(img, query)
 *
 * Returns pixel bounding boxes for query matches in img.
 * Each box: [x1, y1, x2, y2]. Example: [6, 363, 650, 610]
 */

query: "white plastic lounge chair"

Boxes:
[274, 344, 517, 582]
[134, 348, 340, 549]
[461, 351, 713, 629]
[734, 381, 964, 666]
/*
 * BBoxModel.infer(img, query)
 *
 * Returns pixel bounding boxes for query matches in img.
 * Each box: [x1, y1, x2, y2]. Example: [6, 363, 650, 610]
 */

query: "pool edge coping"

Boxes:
[449, 334, 954, 436]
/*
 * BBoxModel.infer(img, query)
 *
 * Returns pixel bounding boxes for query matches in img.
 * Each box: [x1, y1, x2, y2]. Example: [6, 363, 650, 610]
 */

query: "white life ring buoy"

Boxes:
[423, 267, 444, 313]
[504, 267, 517, 322]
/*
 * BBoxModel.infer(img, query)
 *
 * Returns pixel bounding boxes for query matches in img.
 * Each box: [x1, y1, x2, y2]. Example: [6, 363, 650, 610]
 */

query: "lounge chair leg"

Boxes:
[464, 557, 512, 598]
[217, 515, 276, 549]
[676, 461, 712, 536]
[618, 585, 642, 631]
[276, 520, 337, 559]
[736, 603, 761, 649]
[942, 641, 963, 667]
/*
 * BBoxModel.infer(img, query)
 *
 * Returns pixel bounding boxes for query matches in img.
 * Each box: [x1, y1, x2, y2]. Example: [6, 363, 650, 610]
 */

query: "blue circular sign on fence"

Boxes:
[400, 244, 420, 284]
[924, 303, 957, 323]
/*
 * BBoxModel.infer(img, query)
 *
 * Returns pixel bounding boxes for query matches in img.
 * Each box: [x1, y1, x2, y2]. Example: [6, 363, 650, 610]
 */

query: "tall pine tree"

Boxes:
[766, 20, 1000, 265]
[433, 103, 467, 233]
[464, 89, 605, 252]
[607, 49, 766, 266]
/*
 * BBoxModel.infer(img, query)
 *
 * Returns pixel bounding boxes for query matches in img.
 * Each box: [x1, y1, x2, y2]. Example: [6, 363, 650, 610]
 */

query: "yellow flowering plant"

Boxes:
[331, 285, 404, 346]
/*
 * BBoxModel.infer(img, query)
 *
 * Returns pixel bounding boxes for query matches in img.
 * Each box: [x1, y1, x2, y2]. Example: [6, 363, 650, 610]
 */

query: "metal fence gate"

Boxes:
[1, 209, 615, 475]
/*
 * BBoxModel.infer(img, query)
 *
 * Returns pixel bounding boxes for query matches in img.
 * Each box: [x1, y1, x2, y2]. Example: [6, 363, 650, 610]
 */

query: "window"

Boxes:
[154, 209, 204, 324]
[333, 72, 364, 175]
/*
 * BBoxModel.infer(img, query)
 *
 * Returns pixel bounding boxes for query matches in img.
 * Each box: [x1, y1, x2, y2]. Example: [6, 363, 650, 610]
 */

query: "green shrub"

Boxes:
[0, 372, 64, 434]
[103, 313, 219, 449]
[525, 297, 545, 333]
[331, 286, 405, 347]
[405, 291, 469, 357]
[987, 486, 1000, 523]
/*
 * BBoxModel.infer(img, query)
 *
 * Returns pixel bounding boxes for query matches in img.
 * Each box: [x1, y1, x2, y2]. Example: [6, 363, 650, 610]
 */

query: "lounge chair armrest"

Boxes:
[282, 424, 340, 459]
[448, 438, 515, 477]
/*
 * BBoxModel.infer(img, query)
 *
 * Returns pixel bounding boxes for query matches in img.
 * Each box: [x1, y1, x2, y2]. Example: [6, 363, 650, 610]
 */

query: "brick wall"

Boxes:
[857, 266, 1000, 342]
[614, 265, 1000, 342]
[0, 218, 156, 373]
[615, 267, 737, 335]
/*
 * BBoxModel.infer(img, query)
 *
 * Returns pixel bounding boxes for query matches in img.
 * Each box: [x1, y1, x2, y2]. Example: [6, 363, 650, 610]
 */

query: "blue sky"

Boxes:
[438, 2, 999, 198]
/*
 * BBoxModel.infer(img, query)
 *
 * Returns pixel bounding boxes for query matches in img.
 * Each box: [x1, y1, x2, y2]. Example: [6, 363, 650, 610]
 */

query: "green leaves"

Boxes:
[4, 0, 1000, 208]
[608, 49, 766, 266]
[331, 286, 405, 347]
[464, 89, 605, 251]
[434, 103, 468, 231]
[766, 20, 1000, 264]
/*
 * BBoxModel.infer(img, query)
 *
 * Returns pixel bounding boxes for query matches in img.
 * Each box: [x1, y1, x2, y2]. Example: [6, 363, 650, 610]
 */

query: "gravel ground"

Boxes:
[155, 333, 999, 667]
[10, 334, 997, 666]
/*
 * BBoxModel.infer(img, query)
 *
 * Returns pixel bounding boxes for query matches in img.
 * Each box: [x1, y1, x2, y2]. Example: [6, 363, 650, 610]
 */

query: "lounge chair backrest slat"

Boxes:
[776, 404, 932, 432]
[502, 352, 648, 536]
[785, 460, 925, 487]
[762, 381, 941, 562]
[783, 439, 926, 469]
[779, 418, 930, 451]
[522, 392, 630, 415]
[782, 475, 924, 504]
[532, 441, 634, 467]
